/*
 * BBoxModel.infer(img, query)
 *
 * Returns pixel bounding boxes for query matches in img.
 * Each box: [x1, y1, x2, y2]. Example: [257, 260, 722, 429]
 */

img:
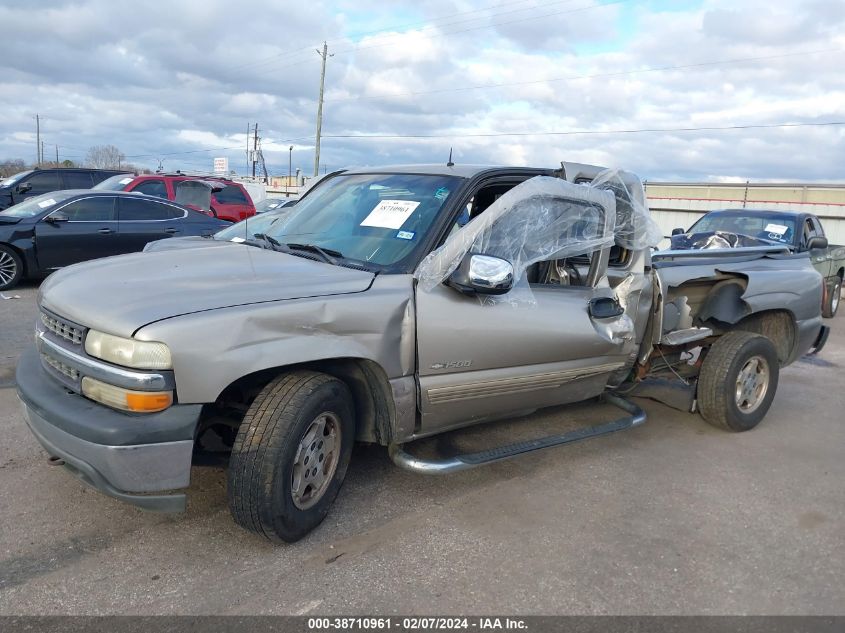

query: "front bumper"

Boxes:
[16, 347, 202, 512]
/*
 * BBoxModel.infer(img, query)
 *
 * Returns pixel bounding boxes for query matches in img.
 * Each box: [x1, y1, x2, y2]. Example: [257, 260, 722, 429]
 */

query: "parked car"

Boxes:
[144, 204, 299, 254]
[255, 198, 297, 213]
[0, 168, 127, 211]
[0, 190, 228, 290]
[94, 172, 256, 222]
[16, 163, 827, 542]
[670, 209, 845, 317]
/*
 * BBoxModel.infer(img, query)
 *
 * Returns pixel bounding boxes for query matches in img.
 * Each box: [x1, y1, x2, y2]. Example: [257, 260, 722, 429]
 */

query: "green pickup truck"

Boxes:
[671, 209, 845, 317]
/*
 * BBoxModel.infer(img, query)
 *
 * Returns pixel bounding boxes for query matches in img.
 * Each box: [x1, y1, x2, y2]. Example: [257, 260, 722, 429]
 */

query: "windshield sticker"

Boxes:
[120, 177, 133, 184]
[37, 199, 56, 209]
[396, 230, 415, 240]
[764, 223, 788, 235]
[360, 199, 420, 229]
[434, 187, 450, 201]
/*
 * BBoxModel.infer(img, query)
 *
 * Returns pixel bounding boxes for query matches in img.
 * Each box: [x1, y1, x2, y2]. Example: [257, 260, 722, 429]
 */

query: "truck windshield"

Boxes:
[688, 213, 797, 245]
[92, 174, 135, 191]
[223, 173, 461, 267]
[0, 170, 32, 188]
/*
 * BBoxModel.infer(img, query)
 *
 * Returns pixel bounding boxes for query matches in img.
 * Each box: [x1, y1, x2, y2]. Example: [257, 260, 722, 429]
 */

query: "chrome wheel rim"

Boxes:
[0, 251, 16, 285]
[735, 355, 770, 413]
[291, 412, 341, 510]
[833, 284, 841, 313]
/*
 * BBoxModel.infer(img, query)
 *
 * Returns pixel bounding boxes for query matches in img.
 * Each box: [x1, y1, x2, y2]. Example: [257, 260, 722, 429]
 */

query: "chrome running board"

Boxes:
[388, 394, 646, 475]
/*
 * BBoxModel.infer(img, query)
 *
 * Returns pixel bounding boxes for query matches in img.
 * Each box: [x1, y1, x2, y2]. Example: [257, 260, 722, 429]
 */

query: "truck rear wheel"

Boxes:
[822, 276, 841, 318]
[698, 331, 779, 432]
[227, 370, 355, 542]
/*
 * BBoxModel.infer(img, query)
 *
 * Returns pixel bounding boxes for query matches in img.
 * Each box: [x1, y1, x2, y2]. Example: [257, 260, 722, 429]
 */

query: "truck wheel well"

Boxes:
[715, 309, 796, 365]
[212, 359, 396, 446]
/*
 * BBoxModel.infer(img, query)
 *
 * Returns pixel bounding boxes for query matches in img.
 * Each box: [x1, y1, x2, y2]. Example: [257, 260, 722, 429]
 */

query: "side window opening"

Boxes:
[59, 197, 116, 221]
[133, 179, 168, 199]
[449, 182, 521, 236]
[802, 218, 815, 249]
[454, 180, 630, 289]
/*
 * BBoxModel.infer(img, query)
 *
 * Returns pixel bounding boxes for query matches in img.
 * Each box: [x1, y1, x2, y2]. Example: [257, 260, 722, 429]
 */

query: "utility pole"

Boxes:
[246, 122, 251, 174]
[55, 145, 59, 166]
[313, 41, 332, 178]
[35, 114, 41, 165]
[288, 145, 293, 198]
[252, 122, 259, 178]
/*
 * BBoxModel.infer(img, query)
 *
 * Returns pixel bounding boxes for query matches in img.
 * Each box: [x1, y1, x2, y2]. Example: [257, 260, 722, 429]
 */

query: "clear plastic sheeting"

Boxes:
[415, 176, 617, 304]
[591, 169, 663, 250]
[415, 169, 661, 305]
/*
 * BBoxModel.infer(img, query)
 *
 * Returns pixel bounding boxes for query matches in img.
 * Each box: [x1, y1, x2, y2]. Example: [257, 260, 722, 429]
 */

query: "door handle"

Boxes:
[98, 228, 113, 234]
[165, 228, 179, 234]
[589, 296, 624, 319]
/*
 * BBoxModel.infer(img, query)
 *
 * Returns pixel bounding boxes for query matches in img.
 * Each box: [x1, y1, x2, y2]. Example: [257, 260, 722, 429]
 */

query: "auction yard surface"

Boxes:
[0, 280, 843, 615]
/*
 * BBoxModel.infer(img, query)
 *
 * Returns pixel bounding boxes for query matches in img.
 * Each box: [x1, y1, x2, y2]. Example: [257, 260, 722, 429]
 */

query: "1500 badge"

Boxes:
[430, 360, 473, 370]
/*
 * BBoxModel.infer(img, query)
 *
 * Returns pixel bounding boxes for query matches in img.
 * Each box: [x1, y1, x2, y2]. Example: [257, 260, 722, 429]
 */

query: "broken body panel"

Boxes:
[17, 163, 826, 513]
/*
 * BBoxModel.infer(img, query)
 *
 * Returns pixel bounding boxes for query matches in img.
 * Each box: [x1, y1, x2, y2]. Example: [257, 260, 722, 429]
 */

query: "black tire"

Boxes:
[227, 370, 355, 542]
[0, 244, 23, 291]
[698, 331, 780, 432]
[822, 277, 841, 318]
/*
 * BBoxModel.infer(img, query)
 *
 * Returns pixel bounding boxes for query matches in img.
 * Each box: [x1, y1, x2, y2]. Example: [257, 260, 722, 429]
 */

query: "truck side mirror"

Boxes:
[447, 253, 514, 296]
[16, 182, 32, 194]
[807, 236, 828, 250]
[671, 227, 685, 236]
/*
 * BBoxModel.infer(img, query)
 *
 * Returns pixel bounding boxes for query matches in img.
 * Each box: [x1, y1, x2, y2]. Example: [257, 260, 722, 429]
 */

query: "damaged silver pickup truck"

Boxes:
[17, 162, 829, 542]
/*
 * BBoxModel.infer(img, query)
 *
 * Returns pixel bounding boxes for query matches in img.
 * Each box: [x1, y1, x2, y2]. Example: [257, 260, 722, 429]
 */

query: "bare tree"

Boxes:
[0, 158, 27, 177]
[85, 145, 125, 170]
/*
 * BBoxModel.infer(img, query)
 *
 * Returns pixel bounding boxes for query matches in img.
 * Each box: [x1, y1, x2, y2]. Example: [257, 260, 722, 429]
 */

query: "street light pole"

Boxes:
[288, 145, 293, 198]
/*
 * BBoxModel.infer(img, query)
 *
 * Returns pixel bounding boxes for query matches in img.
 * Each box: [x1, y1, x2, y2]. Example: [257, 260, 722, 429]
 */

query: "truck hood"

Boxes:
[670, 230, 787, 251]
[39, 242, 376, 336]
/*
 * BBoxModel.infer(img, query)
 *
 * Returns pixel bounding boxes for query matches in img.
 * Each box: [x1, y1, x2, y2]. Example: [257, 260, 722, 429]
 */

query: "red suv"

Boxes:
[95, 173, 256, 222]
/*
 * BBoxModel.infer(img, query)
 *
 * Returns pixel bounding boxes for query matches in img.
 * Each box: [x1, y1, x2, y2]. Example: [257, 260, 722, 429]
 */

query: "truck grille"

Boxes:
[41, 352, 80, 382]
[40, 311, 85, 345]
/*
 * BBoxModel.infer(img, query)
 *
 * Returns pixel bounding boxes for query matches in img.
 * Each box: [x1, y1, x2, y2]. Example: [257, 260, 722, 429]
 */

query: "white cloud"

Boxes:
[0, 0, 843, 180]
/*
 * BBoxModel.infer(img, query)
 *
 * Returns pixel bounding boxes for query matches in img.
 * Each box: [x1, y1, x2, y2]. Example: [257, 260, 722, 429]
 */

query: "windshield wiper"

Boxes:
[253, 233, 284, 250]
[286, 242, 343, 265]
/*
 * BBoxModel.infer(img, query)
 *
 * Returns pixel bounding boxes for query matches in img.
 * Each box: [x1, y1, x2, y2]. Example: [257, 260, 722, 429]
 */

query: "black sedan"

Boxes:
[0, 190, 229, 290]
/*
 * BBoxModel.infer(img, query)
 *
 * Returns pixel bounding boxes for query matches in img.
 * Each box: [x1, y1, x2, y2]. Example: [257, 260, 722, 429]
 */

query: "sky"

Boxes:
[1, 0, 844, 182]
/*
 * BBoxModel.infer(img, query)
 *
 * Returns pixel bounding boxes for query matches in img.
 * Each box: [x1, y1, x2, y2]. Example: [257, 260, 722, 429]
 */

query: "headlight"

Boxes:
[84, 330, 172, 370]
[81, 377, 172, 413]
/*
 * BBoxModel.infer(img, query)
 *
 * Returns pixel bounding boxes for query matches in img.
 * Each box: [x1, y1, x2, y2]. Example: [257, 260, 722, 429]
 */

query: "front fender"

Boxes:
[135, 275, 416, 403]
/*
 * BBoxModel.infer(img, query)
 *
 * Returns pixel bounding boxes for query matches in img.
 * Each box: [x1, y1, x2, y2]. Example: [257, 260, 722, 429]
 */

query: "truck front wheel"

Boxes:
[227, 370, 355, 542]
[698, 331, 779, 432]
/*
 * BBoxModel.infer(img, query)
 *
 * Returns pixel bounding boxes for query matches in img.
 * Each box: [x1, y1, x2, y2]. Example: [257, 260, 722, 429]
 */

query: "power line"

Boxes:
[124, 145, 244, 159]
[104, 121, 845, 162]
[321, 121, 845, 140]
[338, 0, 556, 43]
[327, 47, 843, 103]
[222, 0, 576, 74]
[331, 0, 586, 53]
[330, 0, 630, 57]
